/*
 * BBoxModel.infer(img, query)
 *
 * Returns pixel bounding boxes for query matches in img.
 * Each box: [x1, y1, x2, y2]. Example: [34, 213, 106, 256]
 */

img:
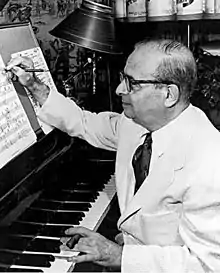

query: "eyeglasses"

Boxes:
[120, 71, 177, 93]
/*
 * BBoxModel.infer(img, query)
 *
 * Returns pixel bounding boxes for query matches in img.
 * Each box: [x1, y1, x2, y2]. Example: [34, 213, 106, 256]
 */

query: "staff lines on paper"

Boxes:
[0, 96, 23, 124]
[0, 111, 26, 131]
[0, 111, 25, 131]
[0, 116, 28, 141]
[0, 127, 32, 154]
[0, 82, 14, 96]
[0, 94, 20, 108]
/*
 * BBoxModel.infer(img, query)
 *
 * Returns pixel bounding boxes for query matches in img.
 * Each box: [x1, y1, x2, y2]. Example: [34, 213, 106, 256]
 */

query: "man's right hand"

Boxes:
[6, 56, 50, 106]
[6, 56, 35, 87]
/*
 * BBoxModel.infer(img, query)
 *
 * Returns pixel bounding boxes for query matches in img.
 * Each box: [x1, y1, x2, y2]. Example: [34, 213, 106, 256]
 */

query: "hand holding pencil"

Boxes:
[6, 55, 50, 105]
[6, 56, 49, 73]
[6, 55, 45, 87]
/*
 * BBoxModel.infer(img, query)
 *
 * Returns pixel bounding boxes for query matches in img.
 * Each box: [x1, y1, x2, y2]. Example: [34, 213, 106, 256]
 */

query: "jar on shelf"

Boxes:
[148, 0, 176, 21]
[177, 0, 203, 19]
[216, 0, 220, 13]
[114, 0, 127, 18]
[204, 0, 215, 14]
[127, 0, 148, 17]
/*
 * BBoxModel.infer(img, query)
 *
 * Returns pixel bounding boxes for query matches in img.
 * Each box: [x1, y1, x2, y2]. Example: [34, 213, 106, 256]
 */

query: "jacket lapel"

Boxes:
[118, 135, 187, 227]
[117, 105, 199, 228]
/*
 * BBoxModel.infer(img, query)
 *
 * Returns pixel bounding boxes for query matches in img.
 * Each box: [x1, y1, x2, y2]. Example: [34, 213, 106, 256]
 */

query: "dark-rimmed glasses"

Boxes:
[120, 71, 177, 93]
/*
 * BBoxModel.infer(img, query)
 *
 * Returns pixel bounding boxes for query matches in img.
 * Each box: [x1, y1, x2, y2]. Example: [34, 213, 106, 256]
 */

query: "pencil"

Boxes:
[24, 68, 49, 73]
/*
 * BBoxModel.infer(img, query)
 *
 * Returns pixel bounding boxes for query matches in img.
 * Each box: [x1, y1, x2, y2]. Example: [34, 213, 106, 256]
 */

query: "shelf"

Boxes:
[203, 13, 220, 20]
[117, 15, 175, 23]
[116, 13, 220, 23]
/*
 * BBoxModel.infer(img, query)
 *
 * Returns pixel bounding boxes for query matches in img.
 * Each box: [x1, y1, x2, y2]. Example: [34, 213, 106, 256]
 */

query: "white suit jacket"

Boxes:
[38, 90, 220, 273]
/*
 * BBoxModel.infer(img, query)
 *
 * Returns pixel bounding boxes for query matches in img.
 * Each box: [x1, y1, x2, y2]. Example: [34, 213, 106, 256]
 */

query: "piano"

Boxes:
[0, 21, 118, 272]
[0, 128, 117, 272]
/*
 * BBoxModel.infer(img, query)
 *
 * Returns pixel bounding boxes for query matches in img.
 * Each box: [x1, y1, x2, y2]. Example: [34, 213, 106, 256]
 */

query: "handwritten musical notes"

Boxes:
[0, 54, 36, 169]
[12, 47, 56, 135]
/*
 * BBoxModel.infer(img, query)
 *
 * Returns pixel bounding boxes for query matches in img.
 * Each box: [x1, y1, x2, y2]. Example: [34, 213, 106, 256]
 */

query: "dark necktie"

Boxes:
[132, 133, 152, 193]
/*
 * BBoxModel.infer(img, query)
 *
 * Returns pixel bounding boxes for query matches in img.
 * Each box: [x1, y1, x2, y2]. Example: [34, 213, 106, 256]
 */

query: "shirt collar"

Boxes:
[152, 104, 193, 157]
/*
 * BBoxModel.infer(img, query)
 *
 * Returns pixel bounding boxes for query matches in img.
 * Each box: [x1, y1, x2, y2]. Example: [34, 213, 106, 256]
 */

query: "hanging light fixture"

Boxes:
[0, 0, 10, 12]
[49, 0, 122, 55]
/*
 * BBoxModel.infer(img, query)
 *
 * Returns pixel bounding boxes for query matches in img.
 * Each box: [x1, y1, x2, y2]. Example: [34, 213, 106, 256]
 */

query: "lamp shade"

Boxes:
[49, 0, 122, 55]
[0, 0, 9, 11]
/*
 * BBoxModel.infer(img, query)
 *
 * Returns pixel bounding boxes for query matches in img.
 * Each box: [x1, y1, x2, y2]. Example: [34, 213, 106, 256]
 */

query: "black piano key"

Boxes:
[30, 200, 60, 210]
[6, 222, 71, 238]
[0, 266, 7, 272]
[14, 253, 55, 268]
[61, 182, 105, 192]
[17, 209, 54, 223]
[79, 176, 110, 185]
[7, 222, 44, 236]
[0, 235, 32, 251]
[80, 176, 110, 183]
[31, 199, 91, 211]
[18, 208, 84, 225]
[26, 238, 61, 253]
[62, 189, 99, 199]
[39, 191, 70, 201]
[40, 224, 72, 237]
[60, 202, 91, 211]
[0, 251, 17, 265]
[60, 182, 104, 192]
[52, 211, 85, 225]
[76, 182, 105, 191]
[40, 191, 97, 202]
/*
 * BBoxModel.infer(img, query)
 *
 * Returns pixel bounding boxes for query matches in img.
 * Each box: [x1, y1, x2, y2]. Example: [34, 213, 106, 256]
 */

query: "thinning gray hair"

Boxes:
[135, 39, 197, 103]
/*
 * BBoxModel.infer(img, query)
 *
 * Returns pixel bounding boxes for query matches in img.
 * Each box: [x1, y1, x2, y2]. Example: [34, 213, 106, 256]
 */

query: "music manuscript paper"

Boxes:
[0, 54, 36, 169]
[12, 47, 55, 135]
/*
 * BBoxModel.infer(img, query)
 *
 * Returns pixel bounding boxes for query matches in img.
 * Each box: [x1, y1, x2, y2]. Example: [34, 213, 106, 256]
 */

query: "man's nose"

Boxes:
[116, 80, 129, 96]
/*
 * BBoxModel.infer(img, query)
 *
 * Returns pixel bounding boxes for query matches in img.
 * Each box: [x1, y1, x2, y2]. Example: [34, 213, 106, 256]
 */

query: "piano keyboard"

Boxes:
[0, 174, 116, 272]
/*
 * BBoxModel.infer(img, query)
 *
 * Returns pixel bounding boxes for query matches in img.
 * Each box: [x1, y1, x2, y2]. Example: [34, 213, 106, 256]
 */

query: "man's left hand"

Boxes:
[60, 226, 122, 269]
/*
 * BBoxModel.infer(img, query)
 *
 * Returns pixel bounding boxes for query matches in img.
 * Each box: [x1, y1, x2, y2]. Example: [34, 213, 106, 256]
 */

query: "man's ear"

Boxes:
[164, 84, 180, 107]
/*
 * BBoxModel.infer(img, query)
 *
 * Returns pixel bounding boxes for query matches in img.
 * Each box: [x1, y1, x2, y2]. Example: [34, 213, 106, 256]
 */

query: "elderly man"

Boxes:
[7, 39, 220, 272]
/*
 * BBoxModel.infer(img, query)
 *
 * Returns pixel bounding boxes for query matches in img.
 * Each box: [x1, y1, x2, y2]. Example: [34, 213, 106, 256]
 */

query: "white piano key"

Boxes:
[80, 174, 116, 231]
[10, 258, 74, 273]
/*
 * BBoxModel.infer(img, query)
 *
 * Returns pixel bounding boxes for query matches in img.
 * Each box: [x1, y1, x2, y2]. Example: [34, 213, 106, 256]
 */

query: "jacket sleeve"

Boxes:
[37, 90, 121, 151]
[122, 160, 220, 273]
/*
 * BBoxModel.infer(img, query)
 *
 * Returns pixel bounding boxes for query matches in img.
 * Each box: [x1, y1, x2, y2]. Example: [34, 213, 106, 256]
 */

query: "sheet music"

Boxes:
[12, 47, 56, 135]
[0, 55, 36, 169]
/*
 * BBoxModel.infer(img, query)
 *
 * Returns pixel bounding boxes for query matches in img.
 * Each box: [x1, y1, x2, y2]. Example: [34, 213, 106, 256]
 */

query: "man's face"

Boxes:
[116, 47, 167, 129]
